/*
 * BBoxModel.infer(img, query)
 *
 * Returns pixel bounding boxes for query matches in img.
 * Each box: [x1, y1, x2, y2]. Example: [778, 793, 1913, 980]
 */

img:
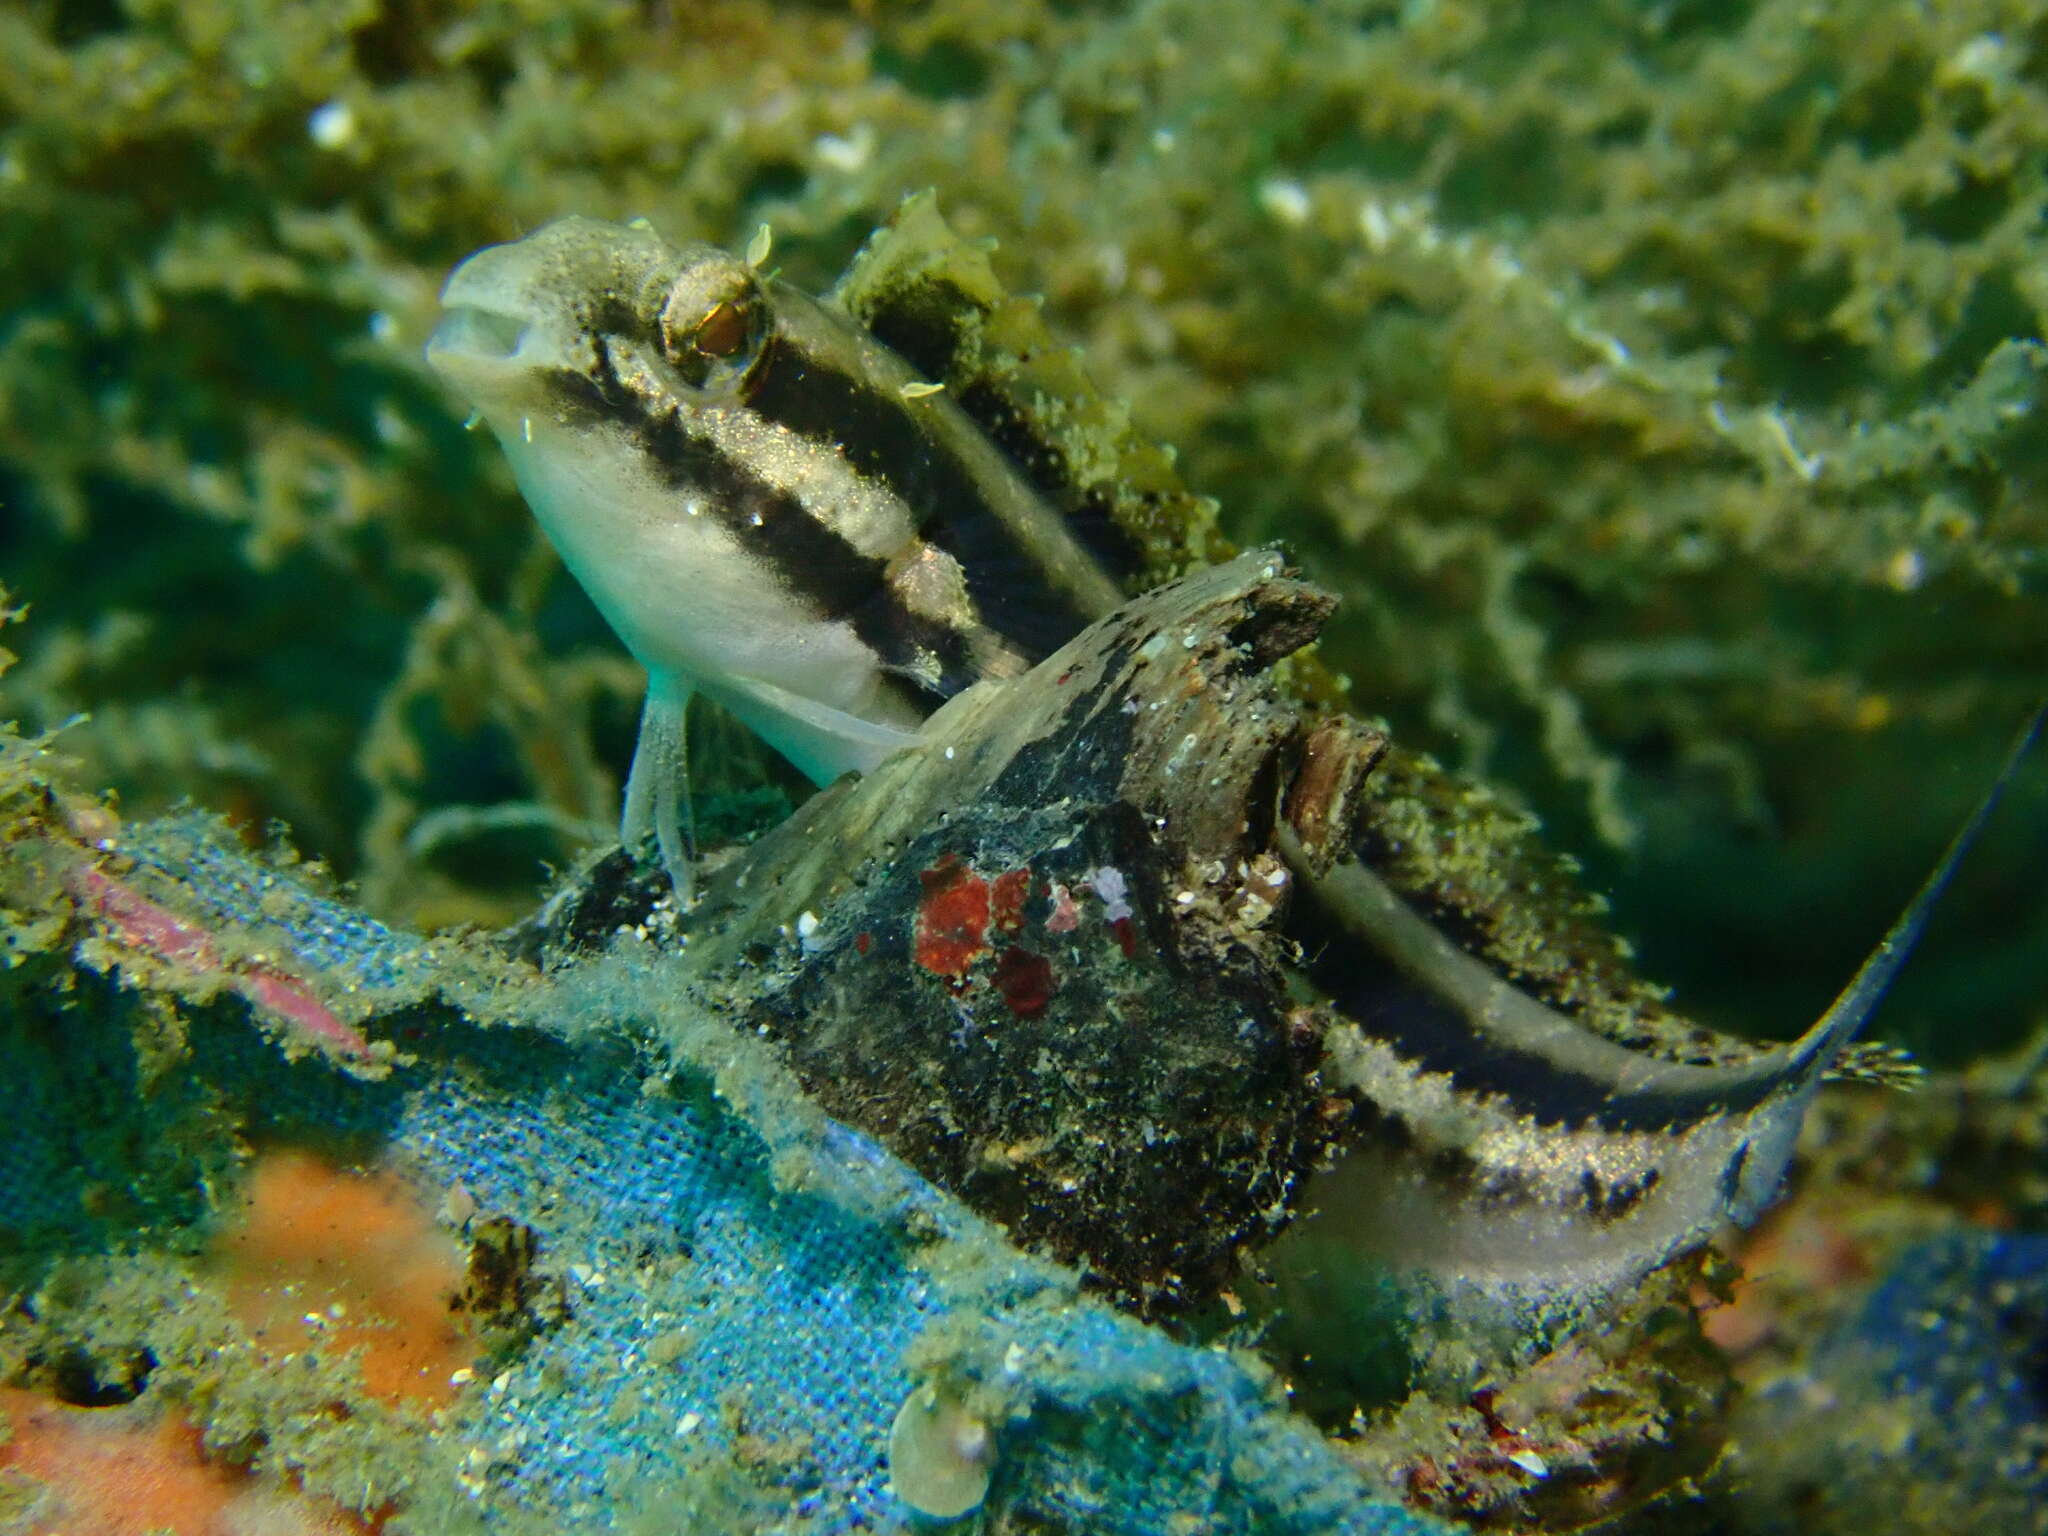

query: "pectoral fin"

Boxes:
[714, 674, 924, 786]
[622, 675, 697, 904]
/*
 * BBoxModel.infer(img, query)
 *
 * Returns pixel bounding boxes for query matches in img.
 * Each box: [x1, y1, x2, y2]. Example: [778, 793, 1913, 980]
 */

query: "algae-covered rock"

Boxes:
[1726, 1231, 2048, 1536]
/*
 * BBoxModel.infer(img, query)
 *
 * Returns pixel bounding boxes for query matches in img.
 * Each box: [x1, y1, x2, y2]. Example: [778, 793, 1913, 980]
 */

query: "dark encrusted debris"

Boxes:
[751, 798, 1318, 1311]
[609, 552, 1360, 1311]
[503, 845, 670, 964]
[450, 1214, 569, 1351]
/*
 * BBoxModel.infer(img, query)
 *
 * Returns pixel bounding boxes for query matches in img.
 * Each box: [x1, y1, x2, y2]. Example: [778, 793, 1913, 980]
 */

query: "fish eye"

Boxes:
[658, 270, 766, 391]
[691, 298, 753, 359]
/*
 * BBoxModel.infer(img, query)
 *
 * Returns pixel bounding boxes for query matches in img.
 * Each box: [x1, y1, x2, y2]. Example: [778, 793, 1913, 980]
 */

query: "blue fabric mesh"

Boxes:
[7, 817, 1450, 1535]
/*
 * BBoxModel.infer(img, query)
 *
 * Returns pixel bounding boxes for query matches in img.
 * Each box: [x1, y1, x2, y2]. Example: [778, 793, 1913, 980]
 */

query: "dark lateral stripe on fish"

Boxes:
[850, 279, 1147, 585]
[853, 276, 976, 382]
[740, 321, 1104, 663]
[551, 352, 979, 695]
[1299, 908, 1786, 1134]
[949, 376, 1148, 587]
[1320, 705, 2047, 1138]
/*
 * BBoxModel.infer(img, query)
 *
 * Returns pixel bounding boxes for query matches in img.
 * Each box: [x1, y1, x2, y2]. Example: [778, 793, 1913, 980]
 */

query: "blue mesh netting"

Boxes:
[5, 816, 1451, 1535]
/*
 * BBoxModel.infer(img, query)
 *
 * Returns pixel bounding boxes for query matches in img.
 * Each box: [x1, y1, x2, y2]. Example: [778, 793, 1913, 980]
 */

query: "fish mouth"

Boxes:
[427, 301, 531, 364]
[426, 236, 560, 382]
[426, 217, 672, 409]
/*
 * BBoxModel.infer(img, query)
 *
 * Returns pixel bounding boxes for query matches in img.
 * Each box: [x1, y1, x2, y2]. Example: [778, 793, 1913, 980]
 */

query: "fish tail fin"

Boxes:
[1786, 703, 2045, 1082]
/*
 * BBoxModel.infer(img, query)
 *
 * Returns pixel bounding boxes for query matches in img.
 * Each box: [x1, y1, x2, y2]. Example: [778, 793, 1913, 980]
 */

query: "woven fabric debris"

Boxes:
[3, 813, 1450, 1536]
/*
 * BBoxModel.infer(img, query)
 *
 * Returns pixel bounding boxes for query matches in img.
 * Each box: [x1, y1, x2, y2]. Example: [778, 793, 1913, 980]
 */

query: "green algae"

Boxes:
[2, 0, 2040, 1044]
[3, 12, 2048, 1526]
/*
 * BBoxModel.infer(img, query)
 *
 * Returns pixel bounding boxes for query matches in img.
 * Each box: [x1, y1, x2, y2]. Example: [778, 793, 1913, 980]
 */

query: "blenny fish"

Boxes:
[427, 215, 1124, 897]
[427, 213, 2037, 1311]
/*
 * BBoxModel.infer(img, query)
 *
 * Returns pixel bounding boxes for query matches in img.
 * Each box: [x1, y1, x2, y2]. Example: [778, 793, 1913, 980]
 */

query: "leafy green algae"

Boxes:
[3, 10, 2047, 1531]
[1, 0, 2042, 1030]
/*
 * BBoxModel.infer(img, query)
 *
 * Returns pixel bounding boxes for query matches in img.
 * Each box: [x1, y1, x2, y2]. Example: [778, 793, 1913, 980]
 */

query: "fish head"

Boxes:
[426, 214, 771, 436]
[425, 215, 929, 793]
[422, 216, 794, 674]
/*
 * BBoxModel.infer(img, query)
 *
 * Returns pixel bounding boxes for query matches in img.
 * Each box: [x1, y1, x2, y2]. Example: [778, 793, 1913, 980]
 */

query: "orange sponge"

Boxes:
[214, 1149, 472, 1409]
[0, 1389, 363, 1536]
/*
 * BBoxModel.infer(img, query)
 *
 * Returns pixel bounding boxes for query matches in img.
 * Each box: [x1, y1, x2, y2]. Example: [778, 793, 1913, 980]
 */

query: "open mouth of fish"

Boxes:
[428, 302, 530, 363]
[427, 237, 559, 374]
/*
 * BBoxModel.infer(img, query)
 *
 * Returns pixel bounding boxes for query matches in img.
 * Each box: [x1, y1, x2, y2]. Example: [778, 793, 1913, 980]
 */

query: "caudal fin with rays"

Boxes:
[1781, 703, 2046, 1087]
